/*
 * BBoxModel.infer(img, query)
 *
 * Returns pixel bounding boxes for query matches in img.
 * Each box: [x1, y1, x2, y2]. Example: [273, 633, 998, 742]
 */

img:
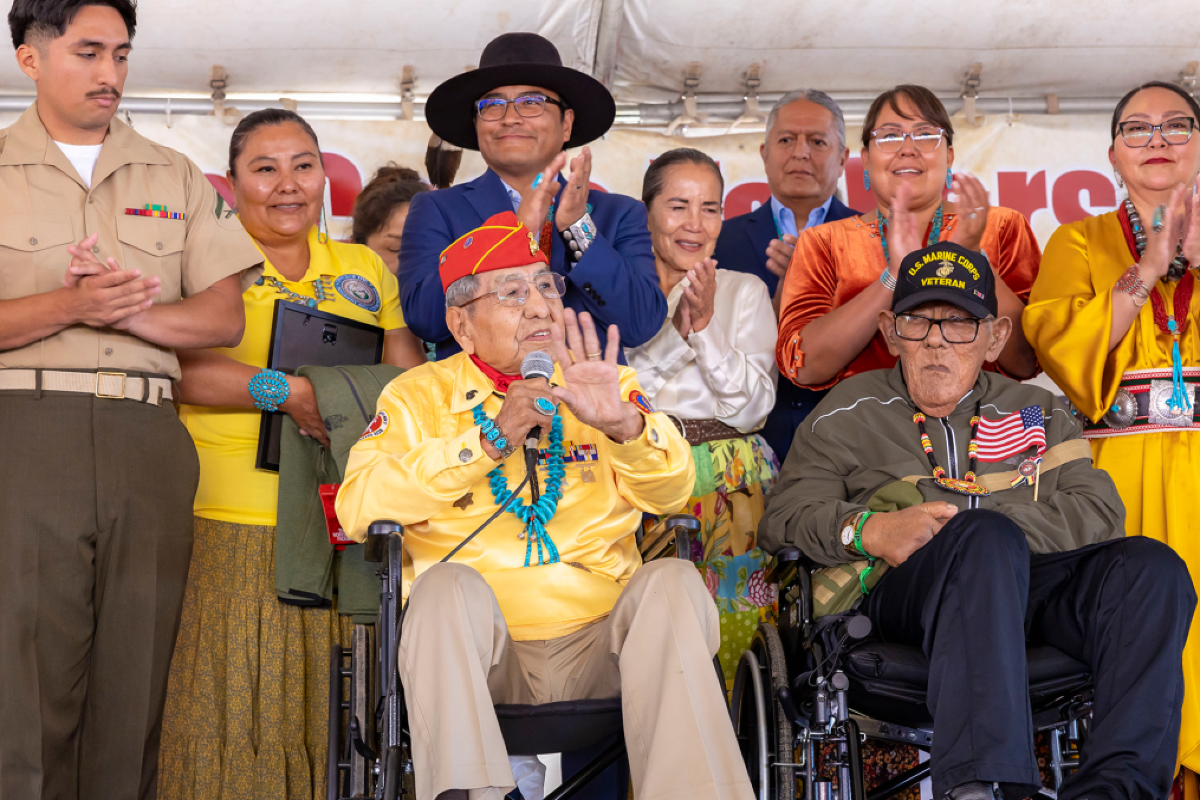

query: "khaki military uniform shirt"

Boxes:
[0, 103, 263, 380]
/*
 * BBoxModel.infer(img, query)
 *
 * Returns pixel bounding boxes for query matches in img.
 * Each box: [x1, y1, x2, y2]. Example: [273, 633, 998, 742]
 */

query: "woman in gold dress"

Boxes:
[1025, 81, 1200, 798]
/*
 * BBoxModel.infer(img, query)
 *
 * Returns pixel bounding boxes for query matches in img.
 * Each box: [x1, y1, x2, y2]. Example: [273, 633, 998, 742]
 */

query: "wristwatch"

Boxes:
[840, 513, 861, 555]
[840, 511, 870, 557]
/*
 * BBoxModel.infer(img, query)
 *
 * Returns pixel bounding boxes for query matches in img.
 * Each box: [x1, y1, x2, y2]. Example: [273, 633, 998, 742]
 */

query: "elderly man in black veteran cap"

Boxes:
[760, 242, 1196, 800]
[399, 32, 666, 360]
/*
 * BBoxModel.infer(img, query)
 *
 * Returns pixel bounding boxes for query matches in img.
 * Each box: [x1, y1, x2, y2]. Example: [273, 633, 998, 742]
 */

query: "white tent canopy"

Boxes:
[0, 0, 1197, 123]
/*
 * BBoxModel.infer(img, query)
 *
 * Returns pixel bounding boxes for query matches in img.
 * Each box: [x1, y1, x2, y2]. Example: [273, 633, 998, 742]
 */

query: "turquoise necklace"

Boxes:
[255, 274, 334, 308]
[472, 403, 567, 567]
[876, 205, 944, 266]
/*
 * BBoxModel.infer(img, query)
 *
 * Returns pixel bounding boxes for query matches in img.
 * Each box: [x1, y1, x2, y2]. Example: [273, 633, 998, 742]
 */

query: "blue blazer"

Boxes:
[398, 169, 667, 359]
[712, 196, 857, 296]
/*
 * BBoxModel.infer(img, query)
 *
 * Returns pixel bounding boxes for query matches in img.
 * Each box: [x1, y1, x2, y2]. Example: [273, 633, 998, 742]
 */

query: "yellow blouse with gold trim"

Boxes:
[335, 351, 696, 641]
[1024, 209, 1200, 774]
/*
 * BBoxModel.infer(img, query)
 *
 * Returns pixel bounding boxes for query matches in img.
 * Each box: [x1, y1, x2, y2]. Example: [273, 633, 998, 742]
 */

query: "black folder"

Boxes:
[255, 300, 386, 471]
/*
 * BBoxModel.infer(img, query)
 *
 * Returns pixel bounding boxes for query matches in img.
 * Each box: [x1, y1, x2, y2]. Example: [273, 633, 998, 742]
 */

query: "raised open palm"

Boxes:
[549, 309, 630, 437]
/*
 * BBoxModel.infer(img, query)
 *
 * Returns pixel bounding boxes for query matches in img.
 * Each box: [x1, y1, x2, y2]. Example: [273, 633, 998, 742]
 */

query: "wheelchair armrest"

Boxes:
[638, 513, 700, 561]
[364, 520, 402, 563]
[766, 547, 802, 584]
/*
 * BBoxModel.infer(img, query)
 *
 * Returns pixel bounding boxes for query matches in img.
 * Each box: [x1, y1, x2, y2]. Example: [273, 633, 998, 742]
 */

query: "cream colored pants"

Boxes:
[399, 559, 755, 800]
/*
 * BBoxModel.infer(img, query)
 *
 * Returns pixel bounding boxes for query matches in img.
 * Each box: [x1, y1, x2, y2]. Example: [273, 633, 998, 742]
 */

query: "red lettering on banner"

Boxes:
[322, 152, 363, 216]
[845, 157, 872, 212]
[723, 182, 772, 219]
[1051, 170, 1118, 224]
[997, 171, 1048, 221]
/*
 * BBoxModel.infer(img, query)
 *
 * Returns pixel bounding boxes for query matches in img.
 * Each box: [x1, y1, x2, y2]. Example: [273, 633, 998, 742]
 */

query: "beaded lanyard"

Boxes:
[912, 401, 990, 496]
[876, 205, 945, 266]
[1123, 199, 1196, 413]
[255, 274, 334, 308]
[472, 403, 567, 566]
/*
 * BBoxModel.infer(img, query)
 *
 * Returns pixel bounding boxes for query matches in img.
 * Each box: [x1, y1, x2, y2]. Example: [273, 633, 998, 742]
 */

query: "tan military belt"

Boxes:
[669, 416, 746, 446]
[0, 369, 173, 405]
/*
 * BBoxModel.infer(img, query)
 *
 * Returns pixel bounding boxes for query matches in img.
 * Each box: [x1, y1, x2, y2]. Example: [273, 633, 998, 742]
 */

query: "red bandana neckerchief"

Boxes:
[469, 354, 520, 394]
[1117, 204, 1195, 337]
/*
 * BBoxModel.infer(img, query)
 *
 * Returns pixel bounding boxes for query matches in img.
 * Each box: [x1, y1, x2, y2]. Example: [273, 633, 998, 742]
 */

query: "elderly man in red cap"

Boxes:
[337, 212, 754, 800]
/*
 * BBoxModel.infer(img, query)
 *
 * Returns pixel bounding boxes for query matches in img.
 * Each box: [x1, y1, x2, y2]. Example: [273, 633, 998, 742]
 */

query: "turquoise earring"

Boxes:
[863, 170, 870, 191]
[945, 169, 953, 190]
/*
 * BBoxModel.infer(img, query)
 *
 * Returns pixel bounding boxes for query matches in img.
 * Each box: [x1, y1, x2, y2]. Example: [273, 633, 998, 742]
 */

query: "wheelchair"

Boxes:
[730, 548, 1095, 800]
[326, 513, 706, 800]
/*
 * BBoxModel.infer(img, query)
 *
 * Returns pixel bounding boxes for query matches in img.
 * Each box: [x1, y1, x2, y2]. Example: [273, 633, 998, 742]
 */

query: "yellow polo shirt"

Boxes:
[336, 352, 696, 640]
[181, 226, 404, 526]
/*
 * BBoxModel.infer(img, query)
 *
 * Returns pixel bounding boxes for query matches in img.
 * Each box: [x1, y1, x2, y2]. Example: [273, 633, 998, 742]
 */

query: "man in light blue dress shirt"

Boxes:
[712, 90, 859, 462]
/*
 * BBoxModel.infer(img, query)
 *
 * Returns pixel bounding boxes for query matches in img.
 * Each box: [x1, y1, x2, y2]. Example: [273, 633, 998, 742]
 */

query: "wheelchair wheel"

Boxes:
[731, 623, 795, 800]
[381, 745, 402, 800]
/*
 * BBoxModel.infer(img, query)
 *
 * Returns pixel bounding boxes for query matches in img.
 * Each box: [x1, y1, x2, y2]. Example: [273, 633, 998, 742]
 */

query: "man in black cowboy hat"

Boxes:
[398, 32, 666, 360]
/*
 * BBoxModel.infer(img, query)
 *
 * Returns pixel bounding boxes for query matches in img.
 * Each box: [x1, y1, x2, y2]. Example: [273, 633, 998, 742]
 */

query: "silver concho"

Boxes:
[1148, 379, 1195, 427]
[1102, 388, 1137, 429]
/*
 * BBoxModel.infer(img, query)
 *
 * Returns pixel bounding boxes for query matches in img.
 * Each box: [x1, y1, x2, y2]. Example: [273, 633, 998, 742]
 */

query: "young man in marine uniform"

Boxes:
[0, 2, 262, 797]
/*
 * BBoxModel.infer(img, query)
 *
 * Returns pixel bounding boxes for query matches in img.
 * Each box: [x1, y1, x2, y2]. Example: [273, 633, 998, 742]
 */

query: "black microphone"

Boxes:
[520, 351, 555, 455]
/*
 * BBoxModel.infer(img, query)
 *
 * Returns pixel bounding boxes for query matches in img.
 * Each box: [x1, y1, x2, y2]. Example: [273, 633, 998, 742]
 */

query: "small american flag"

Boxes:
[976, 406, 1047, 462]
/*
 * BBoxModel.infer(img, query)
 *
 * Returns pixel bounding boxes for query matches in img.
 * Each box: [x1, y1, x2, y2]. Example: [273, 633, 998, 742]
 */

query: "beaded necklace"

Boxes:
[876, 204, 944, 266]
[255, 274, 334, 308]
[472, 403, 567, 567]
[1121, 199, 1196, 413]
[912, 401, 990, 496]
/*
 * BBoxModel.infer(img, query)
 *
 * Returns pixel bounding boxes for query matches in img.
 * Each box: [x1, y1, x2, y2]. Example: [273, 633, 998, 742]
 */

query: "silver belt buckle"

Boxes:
[95, 371, 127, 399]
[1148, 379, 1195, 427]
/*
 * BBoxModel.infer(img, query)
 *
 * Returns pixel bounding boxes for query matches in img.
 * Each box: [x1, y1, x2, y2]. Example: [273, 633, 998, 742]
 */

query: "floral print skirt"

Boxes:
[669, 434, 781, 686]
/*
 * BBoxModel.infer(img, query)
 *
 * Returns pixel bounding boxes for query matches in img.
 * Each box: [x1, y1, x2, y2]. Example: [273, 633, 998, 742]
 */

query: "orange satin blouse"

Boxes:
[776, 207, 1042, 390]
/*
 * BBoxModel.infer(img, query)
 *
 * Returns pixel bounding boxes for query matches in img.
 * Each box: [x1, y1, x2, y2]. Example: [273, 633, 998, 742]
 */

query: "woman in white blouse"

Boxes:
[626, 148, 779, 683]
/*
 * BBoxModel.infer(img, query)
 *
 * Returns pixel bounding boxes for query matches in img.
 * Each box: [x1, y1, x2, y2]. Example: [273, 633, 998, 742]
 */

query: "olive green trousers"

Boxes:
[0, 392, 198, 800]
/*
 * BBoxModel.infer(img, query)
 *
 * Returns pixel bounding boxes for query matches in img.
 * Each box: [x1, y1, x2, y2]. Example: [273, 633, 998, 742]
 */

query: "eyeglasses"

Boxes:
[870, 127, 946, 153]
[893, 313, 985, 344]
[1117, 117, 1197, 147]
[475, 94, 568, 122]
[460, 273, 568, 308]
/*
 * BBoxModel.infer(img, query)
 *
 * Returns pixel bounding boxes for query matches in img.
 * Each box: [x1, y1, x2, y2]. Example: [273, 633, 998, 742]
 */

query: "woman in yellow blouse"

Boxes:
[157, 109, 424, 799]
[1025, 81, 1200, 798]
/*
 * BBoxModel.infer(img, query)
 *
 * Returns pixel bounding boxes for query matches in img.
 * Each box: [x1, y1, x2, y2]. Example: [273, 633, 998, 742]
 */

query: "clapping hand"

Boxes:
[948, 173, 991, 252]
[671, 257, 717, 338]
[1177, 180, 1200, 268]
[1143, 183, 1190, 282]
[549, 309, 644, 443]
[516, 151, 567, 237]
[555, 146, 592, 231]
[61, 233, 161, 329]
[765, 233, 798, 279]
[886, 182, 923, 270]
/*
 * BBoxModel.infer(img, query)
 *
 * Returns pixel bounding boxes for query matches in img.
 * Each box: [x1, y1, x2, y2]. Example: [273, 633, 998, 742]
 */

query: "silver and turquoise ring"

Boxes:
[535, 397, 557, 416]
[1154, 204, 1167, 233]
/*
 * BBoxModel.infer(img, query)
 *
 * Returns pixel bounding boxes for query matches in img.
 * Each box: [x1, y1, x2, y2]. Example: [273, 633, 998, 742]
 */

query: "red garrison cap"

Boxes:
[438, 211, 549, 291]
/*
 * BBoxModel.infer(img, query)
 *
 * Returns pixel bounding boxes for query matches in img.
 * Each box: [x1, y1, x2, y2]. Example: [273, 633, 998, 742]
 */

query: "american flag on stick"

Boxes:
[976, 406, 1047, 463]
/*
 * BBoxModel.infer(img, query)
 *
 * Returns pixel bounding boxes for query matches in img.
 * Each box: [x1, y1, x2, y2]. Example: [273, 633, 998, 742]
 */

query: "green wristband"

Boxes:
[855, 511, 877, 594]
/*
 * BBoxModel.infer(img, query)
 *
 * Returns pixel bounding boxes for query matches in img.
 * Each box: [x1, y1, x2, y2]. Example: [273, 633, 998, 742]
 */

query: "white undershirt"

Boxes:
[54, 141, 103, 188]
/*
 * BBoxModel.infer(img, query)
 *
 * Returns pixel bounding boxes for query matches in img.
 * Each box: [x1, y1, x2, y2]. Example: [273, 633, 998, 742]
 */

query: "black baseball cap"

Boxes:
[892, 242, 997, 320]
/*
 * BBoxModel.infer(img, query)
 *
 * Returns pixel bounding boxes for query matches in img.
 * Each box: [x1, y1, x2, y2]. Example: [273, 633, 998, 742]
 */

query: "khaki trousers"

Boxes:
[400, 559, 754, 800]
[0, 393, 199, 800]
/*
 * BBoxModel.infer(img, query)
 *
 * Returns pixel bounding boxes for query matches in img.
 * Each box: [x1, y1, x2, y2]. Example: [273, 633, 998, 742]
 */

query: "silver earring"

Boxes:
[1114, 169, 1125, 189]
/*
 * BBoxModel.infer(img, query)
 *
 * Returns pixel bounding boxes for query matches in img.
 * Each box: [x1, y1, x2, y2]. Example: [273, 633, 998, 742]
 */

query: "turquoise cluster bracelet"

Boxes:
[249, 369, 290, 412]
[479, 416, 509, 451]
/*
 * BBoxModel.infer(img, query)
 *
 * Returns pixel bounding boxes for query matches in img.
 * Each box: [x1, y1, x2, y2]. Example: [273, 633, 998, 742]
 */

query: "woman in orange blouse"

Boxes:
[776, 84, 1041, 392]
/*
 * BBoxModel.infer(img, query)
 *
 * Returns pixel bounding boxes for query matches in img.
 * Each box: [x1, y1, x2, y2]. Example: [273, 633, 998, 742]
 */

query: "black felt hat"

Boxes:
[425, 33, 616, 151]
[893, 242, 998, 320]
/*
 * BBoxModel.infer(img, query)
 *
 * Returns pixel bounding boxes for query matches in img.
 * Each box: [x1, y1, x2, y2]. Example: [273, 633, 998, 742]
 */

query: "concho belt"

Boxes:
[1084, 368, 1200, 438]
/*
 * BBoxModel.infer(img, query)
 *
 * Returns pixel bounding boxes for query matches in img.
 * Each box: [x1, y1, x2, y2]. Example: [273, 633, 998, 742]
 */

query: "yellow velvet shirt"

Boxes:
[336, 352, 696, 641]
[1025, 209, 1200, 774]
